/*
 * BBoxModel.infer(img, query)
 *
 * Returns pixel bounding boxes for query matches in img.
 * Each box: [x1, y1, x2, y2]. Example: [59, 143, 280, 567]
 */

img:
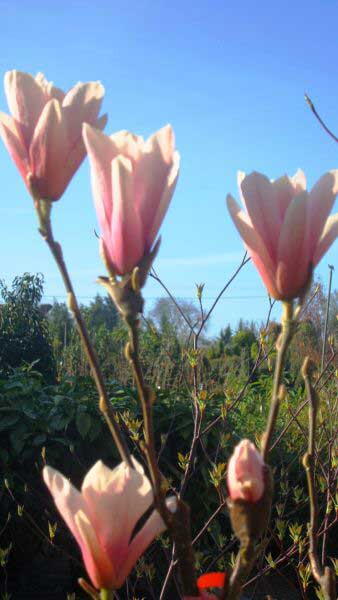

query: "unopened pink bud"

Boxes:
[227, 439, 264, 503]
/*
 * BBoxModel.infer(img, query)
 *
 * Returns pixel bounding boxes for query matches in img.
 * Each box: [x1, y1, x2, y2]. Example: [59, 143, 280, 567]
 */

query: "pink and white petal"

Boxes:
[48, 85, 65, 103]
[122, 497, 176, 584]
[146, 124, 175, 164]
[43, 465, 86, 548]
[63, 82, 105, 145]
[5, 70, 47, 148]
[110, 155, 145, 273]
[109, 130, 144, 162]
[35, 73, 65, 103]
[228, 194, 278, 296]
[29, 99, 68, 200]
[82, 459, 154, 562]
[83, 123, 117, 168]
[145, 150, 180, 249]
[61, 137, 87, 193]
[83, 124, 117, 225]
[0, 112, 29, 181]
[62, 116, 108, 194]
[307, 170, 338, 256]
[240, 172, 282, 260]
[93, 112, 108, 132]
[276, 192, 310, 298]
[272, 174, 300, 221]
[291, 168, 306, 192]
[237, 171, 246, 206]
[75, 509, 117, 590]
[313, 214, 338, 266]
[227, 193, 277, 283]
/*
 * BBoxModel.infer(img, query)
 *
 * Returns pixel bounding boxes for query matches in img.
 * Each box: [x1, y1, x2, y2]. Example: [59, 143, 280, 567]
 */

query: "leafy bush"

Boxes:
[0, 273, 55, 381]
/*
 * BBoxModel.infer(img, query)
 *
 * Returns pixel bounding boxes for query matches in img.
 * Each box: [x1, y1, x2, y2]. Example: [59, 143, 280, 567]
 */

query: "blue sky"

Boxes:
[0, 0, 337, 336]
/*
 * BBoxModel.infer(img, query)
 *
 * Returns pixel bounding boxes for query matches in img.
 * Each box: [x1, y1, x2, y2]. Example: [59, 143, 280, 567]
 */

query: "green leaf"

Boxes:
[0, 414, 20, 431]
[76, 412, 92, 438]
[32, 433, 47, 446]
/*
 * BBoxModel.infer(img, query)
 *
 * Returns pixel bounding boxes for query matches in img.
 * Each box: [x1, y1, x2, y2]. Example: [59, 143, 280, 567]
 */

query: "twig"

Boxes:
[196, 253, 250, 337]
[261, 301, 294, 461]
[225, 541, 255, 600]
[32, 194, 131, 467]
[125, 318, 198, 597]
[301, 357, 336, 600]
[305, 94, 338, 143]
[150, 268, 195, 332]
[271, 350, 337, 451]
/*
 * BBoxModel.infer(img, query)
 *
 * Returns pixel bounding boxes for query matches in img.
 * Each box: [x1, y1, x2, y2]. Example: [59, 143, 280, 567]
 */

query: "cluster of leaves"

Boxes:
[0, 274, 337, 598]
[0, 273, 55, 381]
[1, 360, 336, 598]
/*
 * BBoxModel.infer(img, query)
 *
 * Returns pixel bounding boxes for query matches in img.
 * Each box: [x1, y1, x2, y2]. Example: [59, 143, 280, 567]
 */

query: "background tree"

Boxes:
[0, 273, 55, 380]
[147, 297, 204, 342]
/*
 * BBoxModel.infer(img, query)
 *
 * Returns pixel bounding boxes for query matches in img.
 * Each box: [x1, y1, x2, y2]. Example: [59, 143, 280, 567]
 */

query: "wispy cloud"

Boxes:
[156, 252, 244, 267]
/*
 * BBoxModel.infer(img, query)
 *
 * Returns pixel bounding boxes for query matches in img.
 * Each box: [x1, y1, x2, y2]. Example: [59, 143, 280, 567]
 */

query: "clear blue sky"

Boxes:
[0, 0, 337, 335]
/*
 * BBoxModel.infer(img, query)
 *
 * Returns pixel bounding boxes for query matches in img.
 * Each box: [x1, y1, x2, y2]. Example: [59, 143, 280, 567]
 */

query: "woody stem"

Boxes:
[125, 316, 198, 597]
[261, 301, 294, 461]
[34, 197, 132, 467]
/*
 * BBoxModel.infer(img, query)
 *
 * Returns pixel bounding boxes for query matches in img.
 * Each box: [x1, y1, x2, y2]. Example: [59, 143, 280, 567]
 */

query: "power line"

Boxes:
[42, 294, 269, 301]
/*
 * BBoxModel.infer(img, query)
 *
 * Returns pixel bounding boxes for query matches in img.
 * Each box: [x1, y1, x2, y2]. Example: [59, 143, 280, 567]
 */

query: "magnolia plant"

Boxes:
[0, 69, 337, 600]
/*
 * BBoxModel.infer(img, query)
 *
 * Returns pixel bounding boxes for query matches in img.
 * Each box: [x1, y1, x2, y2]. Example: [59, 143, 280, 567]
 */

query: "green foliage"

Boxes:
[0, 273, 55, 380]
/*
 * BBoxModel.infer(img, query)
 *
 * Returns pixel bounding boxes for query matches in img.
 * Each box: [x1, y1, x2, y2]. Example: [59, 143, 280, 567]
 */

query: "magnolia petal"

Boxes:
[59, 111, 107, 198]
[307, 170, 338, 256]
[313, 213, 338, 265]
[146, 124, 175, 164]
[134, 143, 172, 240]
[43, 465, 86, 549]
[135, 125, 178, 236]
[75, 510, 117, 590]
[144, 150, 180, 249]
[277, 191, 310, 298]
[227, 440, 264, 502]
[109, 155, 144, 273]
[62, 115, 107, 196]
[123, 496, 176, 585]
[241, 171, 282, 261]
[227, 194, 279, 296]
[109, 129, 144, 162]
[82, 459, 153, 566]
[5, 70, 46, 148]
[29, 99, 68, 199]
[35, 72, 65, 103]
[62, 81, 105, 145]
[0, 112, 29, 181]
[291, 168, 306, 192]
[237, 170, 246, 206]
[83, 123, 118, 226]
[272, 173, 303, 221]
[93, 112, 108, 132]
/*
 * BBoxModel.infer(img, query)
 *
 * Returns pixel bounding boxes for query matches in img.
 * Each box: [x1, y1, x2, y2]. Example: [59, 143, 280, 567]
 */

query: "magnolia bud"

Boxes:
[227, 439, 264, 502]
[227, 440, 272, 543]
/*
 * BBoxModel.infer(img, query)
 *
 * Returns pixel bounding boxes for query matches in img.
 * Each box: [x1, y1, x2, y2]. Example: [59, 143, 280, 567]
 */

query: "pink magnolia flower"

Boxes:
[83, 123, 180, 275]
[227, 170, 338, 300]
[0, 70, 107, 200]
[227, 439, 264, 503]
[43, 458, 176, 590]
